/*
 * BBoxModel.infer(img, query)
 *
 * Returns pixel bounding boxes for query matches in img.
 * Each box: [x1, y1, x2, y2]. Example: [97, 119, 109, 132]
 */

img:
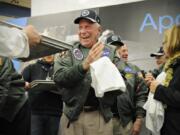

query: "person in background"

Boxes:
[0, 56, 31, 135]
[54, 9, 123, 135]
[115, 42, 128, 62]
[106, 34, 143, 78]
[106, 34, 148, 135]
[147, 25, 180, 135]
[22, 55, 63, 135]
[149, 46, 167, 78]
[0, 25, 41, 58]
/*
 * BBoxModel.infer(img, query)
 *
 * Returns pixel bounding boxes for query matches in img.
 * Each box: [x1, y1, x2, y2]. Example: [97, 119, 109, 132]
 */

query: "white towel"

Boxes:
[143, 72, 166, 135]
[90, 56, 126, 97]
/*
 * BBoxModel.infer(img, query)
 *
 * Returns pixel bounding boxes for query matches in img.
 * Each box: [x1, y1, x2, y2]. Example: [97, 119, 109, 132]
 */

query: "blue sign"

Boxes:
[140, 13, 180, 34]
[7, 17, 28, 27]
[12, 59, 21, 72]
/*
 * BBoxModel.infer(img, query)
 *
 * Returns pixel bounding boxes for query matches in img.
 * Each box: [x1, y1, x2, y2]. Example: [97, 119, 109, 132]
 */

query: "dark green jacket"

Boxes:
[150, 64, 164, 78]
[114, 57, 148, 127]
[0, 57, 27, 122]
[54, 43, 121, 122]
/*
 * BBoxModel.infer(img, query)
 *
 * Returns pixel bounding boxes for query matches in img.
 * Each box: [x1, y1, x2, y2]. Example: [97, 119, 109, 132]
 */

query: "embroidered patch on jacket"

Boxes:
[102, 48, 110, 57]
[73, 48, 83, 60]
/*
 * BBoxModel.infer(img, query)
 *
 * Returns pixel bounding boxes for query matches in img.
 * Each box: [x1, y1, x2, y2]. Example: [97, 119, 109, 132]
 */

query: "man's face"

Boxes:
[78, 19, 101, 48]
[117, 44, 128, 62]
[43, 55, 54, 63]
[155, 55, 166, 68]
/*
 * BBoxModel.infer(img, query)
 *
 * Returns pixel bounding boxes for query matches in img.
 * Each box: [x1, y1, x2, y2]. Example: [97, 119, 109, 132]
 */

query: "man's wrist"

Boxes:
[136, 116, 144, 123]
[78, 63, 87, 74]
[82, 60, 90, 71]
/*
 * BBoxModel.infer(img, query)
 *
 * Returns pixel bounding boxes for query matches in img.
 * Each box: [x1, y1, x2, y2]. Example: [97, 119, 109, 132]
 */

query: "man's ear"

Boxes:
[98, 26, 102, 33]
[98, 26, 102, 38]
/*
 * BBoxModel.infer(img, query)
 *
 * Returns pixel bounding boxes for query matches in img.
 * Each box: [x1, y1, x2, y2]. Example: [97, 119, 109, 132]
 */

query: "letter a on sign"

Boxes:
[140, 13, 158, 32]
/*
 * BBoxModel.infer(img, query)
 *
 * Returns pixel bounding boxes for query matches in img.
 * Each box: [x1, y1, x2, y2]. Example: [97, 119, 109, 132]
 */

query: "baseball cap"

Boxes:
[74, 9, 101, 24]
[106, 35, 124, 46]
[150, 46, 164, 57]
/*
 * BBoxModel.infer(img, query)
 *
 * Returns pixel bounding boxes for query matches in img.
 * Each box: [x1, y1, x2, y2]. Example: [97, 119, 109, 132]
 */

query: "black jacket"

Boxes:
[154, 58, 180, 135]
[22, 60, 63, 116]
[0, 57, 27, 122]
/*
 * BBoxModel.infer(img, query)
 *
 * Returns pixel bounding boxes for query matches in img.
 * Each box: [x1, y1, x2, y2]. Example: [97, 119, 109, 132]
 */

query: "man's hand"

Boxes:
[149, 80, 160, 93]
[145, 72, 155, 86]
[131, 118, 143, 135]
[82, 42, 104, 71]
[23, 25, 41, 47]
[25, 82, 31, 90]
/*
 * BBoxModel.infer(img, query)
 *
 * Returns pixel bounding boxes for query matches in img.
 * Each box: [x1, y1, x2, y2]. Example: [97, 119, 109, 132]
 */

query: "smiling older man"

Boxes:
[54, 9, 123, 135]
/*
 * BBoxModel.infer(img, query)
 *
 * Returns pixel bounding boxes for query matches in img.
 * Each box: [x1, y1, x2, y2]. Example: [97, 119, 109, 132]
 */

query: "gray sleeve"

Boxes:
[0, 26, 29, 58]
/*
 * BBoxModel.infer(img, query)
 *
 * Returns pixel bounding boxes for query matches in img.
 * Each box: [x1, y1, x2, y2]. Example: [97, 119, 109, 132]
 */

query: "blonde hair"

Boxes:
[163, 25, 180, 57]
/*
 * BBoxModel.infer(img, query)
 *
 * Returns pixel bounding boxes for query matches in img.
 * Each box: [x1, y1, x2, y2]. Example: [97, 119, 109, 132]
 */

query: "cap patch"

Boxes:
[111, 35, 119, 42]
[81, 10, 90, 16]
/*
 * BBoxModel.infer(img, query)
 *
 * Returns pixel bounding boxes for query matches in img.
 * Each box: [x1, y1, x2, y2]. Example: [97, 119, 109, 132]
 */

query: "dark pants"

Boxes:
[31, 114, 60, 135]
[0, 101, 31, 135]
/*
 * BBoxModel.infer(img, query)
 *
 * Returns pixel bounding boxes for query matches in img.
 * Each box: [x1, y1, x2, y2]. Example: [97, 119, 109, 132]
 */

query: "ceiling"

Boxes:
[0, 0, 31, 21]
[32, 0, 145, 16]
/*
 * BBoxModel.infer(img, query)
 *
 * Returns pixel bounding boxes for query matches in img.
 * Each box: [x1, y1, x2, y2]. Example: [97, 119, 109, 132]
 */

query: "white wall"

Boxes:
[31, 0, 145, 16]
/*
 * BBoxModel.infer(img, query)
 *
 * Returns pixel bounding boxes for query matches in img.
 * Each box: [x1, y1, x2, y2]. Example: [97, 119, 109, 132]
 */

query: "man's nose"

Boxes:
[79, 28, 86, 33]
